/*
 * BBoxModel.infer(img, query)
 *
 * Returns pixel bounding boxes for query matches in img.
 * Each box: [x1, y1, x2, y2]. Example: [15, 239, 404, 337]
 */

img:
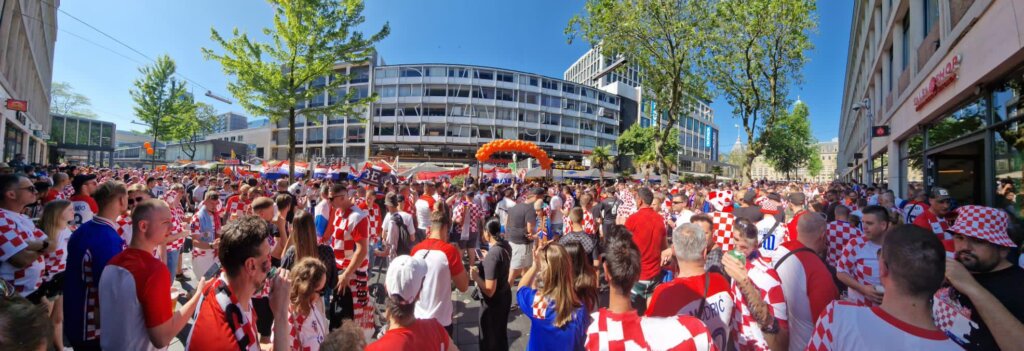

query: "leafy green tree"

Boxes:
[129, 55, 191, 167]
[203, 0, 389, 178]
[616, 125, 679, 174]
[171, 102, 219, 161]
[701, 0, 817, 182]
[588, 145, 614, 183]
[763, 101, 815, 179]
[807, 146, 824, 178]
[50, 82, 98, 118]
[567, 0, 708, 177]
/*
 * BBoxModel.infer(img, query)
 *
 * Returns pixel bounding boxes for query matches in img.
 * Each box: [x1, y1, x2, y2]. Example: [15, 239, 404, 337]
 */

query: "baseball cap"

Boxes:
[948, 205, 1017, 247]
[929, 187, 951, 201]
[386, 255, 428, 304]
[787, 192, 806, 205]
[742, 190, 757, 203]
[72, 174, 97, 190]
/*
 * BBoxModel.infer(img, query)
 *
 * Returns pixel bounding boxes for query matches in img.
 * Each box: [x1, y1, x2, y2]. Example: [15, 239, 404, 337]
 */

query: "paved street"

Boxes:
[165, 251, 534, 351]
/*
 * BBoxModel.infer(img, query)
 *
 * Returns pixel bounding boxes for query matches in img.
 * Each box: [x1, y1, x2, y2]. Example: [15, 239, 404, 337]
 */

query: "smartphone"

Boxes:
[203, 262, 222, 280]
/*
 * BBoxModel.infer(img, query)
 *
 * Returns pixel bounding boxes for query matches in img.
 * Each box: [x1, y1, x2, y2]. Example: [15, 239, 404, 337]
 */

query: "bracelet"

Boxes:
[761, 318, 780, 334]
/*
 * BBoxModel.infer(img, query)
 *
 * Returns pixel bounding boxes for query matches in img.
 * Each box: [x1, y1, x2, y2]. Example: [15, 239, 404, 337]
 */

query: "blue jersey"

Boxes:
[63, 217, 124, 347]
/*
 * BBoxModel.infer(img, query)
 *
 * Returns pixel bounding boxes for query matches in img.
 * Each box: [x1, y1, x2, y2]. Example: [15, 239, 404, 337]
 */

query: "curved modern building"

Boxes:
[272, 54, 722, 174]
[369, 64, 622, 162]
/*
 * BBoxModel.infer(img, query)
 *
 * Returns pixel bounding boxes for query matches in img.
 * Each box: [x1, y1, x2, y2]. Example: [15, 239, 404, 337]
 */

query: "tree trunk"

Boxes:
[744, 153, 756, 184]
[289, 108, 296, 179]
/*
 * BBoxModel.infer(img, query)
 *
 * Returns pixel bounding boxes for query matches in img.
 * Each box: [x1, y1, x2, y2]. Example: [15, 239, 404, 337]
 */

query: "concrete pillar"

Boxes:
[908, 0, 925, 76]
[887, 139, 901, 194]
[893, 20, 905, 75]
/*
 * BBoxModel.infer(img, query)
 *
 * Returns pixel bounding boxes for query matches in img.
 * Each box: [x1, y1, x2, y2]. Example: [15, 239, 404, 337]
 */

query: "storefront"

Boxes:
[895, 68, 1024, 218]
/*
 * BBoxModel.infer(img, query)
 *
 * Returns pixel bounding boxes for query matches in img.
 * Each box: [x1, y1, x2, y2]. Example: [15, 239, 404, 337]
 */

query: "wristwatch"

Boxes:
[39, 240, 50, 252]
[761, 318, 780, 334]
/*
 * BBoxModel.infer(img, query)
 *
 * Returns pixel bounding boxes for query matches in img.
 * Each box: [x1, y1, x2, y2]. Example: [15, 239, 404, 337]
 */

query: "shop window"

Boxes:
[927, 98, 987, 148]
[993, 73, 1024, 124]
[994, 121, 1024, 218]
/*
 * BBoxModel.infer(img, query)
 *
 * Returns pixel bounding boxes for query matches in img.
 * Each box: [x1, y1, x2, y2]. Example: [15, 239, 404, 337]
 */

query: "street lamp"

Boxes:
[851, 99, 872, 183]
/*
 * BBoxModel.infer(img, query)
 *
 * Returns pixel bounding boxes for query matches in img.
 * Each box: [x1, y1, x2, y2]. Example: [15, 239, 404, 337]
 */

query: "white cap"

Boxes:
[386, 255, 428, 304]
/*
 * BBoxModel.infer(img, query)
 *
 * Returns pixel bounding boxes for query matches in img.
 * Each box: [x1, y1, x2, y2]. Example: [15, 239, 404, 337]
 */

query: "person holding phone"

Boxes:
[470, 218, 511, 350]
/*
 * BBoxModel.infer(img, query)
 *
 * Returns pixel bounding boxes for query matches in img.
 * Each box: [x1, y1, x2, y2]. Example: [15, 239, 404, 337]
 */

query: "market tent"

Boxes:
[398, 163, 449, 178]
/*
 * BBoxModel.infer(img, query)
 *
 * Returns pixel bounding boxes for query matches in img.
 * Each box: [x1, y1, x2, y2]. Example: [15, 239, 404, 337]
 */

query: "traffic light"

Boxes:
[872, 126, 890, 137]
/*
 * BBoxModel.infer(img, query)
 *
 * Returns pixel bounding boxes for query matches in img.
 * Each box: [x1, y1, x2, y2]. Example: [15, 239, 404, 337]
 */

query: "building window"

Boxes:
[448, 86, 470, 98]
[426, 66, 446, 77]
[496, 71, 514, 83]
[474, 70, 494, 80]
[379, 86, 397, 98]
[923, 0, 938, 35]
[425, 86, 446, 97]
[447, 67, 469, 78]
[398, 85, 422, 97]
[542, 79, 560, 91]
[901, 16, 910, 71]
[399, 67, 422, 77]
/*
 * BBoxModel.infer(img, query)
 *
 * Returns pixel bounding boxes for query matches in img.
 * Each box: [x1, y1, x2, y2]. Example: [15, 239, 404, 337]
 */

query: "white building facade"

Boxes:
[838, 0, 1024, 211]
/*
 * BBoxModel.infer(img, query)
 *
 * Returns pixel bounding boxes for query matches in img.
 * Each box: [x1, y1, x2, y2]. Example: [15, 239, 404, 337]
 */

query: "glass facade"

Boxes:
[49, 115, 115, 166]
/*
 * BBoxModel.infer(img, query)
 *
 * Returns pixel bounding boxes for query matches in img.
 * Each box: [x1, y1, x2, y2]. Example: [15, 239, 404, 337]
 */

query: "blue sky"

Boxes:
[52, 0, 851, 152]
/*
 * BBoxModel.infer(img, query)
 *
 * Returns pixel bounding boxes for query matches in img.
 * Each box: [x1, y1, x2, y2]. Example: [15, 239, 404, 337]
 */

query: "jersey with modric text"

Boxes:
[70, 194, 98, 228]
[646, 273, 768, 351]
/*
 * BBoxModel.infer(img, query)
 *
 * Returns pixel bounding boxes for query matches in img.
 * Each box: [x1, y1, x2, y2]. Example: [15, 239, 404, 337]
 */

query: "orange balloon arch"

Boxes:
[475, 140, 553, 170]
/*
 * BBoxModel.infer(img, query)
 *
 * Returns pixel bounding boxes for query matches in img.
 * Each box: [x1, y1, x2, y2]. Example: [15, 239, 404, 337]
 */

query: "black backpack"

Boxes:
[392, 213, 420, 256]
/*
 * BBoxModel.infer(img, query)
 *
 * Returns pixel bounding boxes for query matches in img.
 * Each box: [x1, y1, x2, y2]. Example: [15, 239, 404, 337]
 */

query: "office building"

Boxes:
[49, 114, 115, 166]
[213, 112, 248, 133]
[0, 0, 59, 164]
[838, 0, 1024, 211]
[564, 45, 722, 174]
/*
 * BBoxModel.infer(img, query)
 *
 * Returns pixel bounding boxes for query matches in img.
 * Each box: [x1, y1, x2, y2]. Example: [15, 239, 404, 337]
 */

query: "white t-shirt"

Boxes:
[549, 195, 564, 225]
[71, 199, 95, 228]
[837, 237, 883, 306]
[415, 198, 433, 231]
[410, 239, 462, 327]
[495, 198, 516, 228]
[807, 301, 961, 351]
[756, 216, 785, 256]
[192, 186, 208, 204]
[382, 211, 414, 259]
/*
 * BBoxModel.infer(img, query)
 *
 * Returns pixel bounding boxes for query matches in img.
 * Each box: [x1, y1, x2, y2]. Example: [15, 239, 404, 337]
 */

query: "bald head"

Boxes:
[131, 199, 171, 246]
[797, 212, 827, 254]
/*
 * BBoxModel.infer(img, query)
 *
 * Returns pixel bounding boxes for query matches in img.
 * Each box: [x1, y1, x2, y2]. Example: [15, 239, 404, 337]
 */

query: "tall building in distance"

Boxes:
[213, 112, 249, 134]
[564, 46, 722, 175]
[0, 0, 59, 164]
[838, 0, 1024, 209]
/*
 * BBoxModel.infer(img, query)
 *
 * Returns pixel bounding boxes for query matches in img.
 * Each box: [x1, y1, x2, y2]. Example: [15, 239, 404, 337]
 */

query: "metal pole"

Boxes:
[864, 99, 873, 184]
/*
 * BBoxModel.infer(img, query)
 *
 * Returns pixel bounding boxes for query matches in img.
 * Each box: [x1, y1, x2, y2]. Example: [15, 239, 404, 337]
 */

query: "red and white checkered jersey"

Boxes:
[646, 273, 768, 351]
[167, 207, 186, 251]
[42, 227, 72, 281]
[60, 185, 75, 200]
[223, 195, 248, 221]
[825, 220, 862, 268]
[0, 208, 47, 296]
[745, 256, 788, 325]
[617, 190, 637, 220]
[806, 301, 960, 351]
[453, 200, 484, 237]
[332, 206, 369, 271]
[836, 236, 882, 306]
[710, 212, 737, 251]
[355, 198, 381, 242]
[583, 209, 597, 236]
[585, 308, 717, 351]
[115, 214, 132, 246]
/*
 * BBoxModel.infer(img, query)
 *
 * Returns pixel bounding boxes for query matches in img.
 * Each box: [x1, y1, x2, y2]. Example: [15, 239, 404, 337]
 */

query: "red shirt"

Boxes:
[365, 318, 451, 351]
[187, 277, 260, 351]
[102, 248, 172, 328]
[912, 210, 949, 239]
[42, 188, 61, 203]
[625, 207, 667, 281]
[787, 210, 807, 243]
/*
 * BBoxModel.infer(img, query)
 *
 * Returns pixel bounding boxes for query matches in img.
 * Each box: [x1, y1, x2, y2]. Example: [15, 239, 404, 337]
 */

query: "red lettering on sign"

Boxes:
[913, 55, 961, 111]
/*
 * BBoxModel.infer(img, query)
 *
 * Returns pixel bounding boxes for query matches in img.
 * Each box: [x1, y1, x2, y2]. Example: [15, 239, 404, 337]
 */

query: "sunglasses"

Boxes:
[20, 186, 38, 193]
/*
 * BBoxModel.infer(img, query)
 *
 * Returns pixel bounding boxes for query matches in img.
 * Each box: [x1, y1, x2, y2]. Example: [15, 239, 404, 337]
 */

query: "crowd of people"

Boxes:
[0, 161, 1023, 351]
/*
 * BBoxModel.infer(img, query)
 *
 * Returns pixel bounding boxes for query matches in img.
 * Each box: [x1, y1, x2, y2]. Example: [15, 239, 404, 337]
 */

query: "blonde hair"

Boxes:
[538, 243, 581, 328]
[40, 200, 72, 240]
[288, 257, 326, 317]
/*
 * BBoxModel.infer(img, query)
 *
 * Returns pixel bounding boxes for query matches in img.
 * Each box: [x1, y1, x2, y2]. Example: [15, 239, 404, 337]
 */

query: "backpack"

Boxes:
[392, 213, 420, 256]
